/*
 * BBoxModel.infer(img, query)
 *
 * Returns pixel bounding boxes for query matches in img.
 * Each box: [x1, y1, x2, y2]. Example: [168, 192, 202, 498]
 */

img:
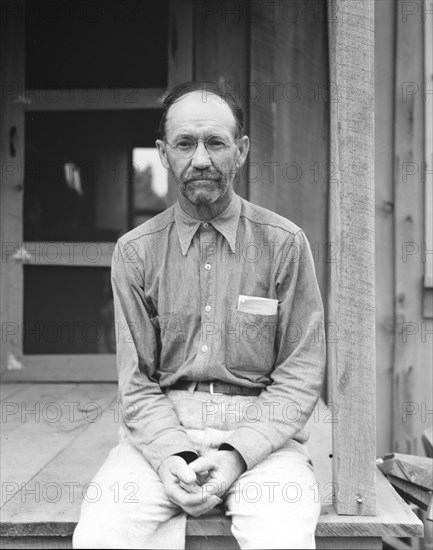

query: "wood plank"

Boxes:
[166, 0, 194, 207]
[249, 0, 329, 301]
[15, 243, 115, 268]
[393, 0, 433, 456]
[0, 383, 30, 401]
[21, 88, 165, 111]
[316, 538, 382, 550]
[424, 0, 433, 294]
[1, 355, 117, 382]
[194, 0, 249, 200]
[0, 383, 116, 507]
[0, 537, 72, 549]
[0, 535, 387, 550]
[0, 0, 25, 376]
[327, 0, 376, 515]
[374, 0, 396, 457]
[0, 383, 77, 441]
[1, 393, 117, 536]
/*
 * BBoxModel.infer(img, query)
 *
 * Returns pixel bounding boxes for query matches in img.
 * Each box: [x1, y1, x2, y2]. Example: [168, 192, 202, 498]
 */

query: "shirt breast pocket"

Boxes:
[152, 313, 186, 372]
[225, 309, 278, 381]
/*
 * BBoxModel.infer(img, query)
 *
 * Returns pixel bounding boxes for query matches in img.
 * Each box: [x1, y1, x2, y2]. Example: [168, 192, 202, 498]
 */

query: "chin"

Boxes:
[186, 189, 219, 206]
[183, 182, 223, 205]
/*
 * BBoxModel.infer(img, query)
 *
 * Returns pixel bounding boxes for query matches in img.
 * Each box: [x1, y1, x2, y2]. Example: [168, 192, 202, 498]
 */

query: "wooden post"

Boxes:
[327, 0, 376, 515]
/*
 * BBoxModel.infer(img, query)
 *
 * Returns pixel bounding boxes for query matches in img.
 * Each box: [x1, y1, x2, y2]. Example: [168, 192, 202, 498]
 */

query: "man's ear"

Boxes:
[156, 139, 170, 170]
[237, 135, 250, 168]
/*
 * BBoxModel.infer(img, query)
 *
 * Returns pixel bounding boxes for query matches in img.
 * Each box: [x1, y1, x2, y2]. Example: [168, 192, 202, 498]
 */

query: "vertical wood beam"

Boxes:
[327, 0, 376, 515]
[0, 0, 25, 375]
[374, 0, 396, 457]
[393, 0, 432, 455]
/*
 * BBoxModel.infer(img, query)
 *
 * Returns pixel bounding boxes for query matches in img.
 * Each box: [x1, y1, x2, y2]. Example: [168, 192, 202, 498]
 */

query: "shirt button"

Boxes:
[204, 263, 211, 271]
[201, 345, 208, 353]
[203, 222, 209, 229]
[205, 305, 211, 312]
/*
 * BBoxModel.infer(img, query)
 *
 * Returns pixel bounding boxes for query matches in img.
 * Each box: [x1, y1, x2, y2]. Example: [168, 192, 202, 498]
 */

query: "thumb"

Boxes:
[190, 456, 215, 474]
[171, 461, 197, 484]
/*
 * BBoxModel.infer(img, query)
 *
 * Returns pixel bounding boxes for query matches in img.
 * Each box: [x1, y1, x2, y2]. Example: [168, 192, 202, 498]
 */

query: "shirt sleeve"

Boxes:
[111, 240, 196, 472]
[222, 230, 326, 470]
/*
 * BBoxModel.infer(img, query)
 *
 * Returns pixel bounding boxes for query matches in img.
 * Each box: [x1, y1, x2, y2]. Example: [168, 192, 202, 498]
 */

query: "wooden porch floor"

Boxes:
[0, 383, 423, 549]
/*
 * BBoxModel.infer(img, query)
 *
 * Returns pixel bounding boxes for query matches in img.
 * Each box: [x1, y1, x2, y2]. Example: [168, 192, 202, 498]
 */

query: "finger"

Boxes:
[196, 470, 210, 486]
[169, 484, 213, 507]
[189, 456, 215, 474]
[187, 495, 223, 517]
[179, 480, 202, 494]
[170, 461, 197, 484]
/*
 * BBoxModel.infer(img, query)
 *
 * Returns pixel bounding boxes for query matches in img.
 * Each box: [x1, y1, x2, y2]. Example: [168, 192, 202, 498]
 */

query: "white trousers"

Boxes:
[73, 390, 321, 549]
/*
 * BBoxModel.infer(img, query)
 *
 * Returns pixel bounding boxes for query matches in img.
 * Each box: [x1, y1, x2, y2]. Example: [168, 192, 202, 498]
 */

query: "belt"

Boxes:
[169, 380, 261, 396]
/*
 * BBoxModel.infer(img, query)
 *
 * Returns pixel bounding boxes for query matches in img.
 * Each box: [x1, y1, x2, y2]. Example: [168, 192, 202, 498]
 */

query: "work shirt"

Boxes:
[112, 192, 326, 472]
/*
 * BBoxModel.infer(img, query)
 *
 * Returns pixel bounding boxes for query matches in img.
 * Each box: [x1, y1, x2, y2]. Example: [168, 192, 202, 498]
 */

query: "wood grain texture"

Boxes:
[423, 0, 433, 293]
[393, 0, 433, 457]
[0, 383, 117, 508]
[374, 0, 396, 457]
[0, 0, 25, 377]
[327, 0, 376, 515]
[0, 383, 30, 401]
[193, 0, 249, 200]
[0, 537, 72, 549]
[0, 535, 386, 550]
[249, 0, 329, 301]
[316, 538, 382, 550]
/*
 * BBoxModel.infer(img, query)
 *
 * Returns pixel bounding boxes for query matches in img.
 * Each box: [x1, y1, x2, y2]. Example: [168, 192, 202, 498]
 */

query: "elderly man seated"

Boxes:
[73, 81, 325, 550]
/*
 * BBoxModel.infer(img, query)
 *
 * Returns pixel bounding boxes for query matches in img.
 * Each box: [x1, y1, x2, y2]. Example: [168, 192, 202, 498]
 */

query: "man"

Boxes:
[73, 81, 325, 549]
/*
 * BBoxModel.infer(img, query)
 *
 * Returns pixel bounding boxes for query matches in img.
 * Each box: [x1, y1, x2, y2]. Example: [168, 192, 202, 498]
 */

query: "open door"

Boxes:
[1, 0, 192, 381]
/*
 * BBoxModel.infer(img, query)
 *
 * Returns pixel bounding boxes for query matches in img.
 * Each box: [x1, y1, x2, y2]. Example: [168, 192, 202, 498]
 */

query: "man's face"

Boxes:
[156, 91, 249, 207]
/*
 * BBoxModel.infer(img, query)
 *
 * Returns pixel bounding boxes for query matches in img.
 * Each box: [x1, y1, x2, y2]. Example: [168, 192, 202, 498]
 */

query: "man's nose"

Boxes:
[190, 141, 212, 169]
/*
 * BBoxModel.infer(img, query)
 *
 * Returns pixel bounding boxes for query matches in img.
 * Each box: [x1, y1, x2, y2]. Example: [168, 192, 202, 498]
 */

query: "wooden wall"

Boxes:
[375, 0, 396, 457]
[376, 0, 433, 457]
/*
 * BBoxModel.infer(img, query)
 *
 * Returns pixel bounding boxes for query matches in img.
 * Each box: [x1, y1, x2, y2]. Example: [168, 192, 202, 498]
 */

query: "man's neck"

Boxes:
[178, 188, 234, 221]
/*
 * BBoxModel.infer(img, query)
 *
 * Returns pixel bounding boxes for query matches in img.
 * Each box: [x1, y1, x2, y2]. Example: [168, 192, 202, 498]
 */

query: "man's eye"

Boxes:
[176, 140, 195, 149]
[207, 137, 226, 149]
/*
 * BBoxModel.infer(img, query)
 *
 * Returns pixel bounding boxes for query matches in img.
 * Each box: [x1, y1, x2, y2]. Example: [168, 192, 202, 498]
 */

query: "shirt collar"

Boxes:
[174, 192, 241, 255]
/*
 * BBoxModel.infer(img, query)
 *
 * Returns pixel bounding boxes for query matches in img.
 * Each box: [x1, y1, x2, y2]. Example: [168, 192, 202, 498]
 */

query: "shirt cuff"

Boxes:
[221, 427, 273, 470]
[142, 430, 197, 472]
[173, 451, 199, 464]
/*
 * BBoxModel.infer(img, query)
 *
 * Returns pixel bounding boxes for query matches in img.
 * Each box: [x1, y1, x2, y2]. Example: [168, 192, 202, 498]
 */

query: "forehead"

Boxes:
[165, 91, 237, 137]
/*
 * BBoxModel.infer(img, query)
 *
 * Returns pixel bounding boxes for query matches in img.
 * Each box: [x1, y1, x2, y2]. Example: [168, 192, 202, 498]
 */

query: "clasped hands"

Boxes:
[158, 450, 246, 517]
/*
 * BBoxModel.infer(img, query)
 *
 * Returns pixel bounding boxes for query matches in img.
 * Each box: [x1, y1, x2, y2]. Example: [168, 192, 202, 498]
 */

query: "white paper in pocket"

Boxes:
[237, 295, 278, 315]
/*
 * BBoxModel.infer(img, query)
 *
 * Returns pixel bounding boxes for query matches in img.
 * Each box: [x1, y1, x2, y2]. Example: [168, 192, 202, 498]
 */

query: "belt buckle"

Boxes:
[209, 382, 223, 395]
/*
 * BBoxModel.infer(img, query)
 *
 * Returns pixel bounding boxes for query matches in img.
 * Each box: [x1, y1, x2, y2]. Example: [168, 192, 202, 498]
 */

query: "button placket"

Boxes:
[200, 227, 217, 373]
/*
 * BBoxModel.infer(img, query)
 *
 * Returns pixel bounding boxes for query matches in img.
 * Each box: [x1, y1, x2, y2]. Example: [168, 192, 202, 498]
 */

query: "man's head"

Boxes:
[156, 82, 249, 208]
